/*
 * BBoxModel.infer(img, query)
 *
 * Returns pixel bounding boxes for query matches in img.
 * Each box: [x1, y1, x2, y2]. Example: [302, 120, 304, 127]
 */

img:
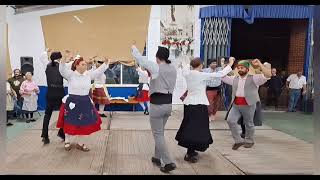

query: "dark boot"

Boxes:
[151, 157, 161, 167]
[160, 163, 176, 173]
[43, 137, 50, 145]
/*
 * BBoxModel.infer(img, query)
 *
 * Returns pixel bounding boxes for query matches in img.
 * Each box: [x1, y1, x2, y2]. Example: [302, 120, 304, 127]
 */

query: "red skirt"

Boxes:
[135, 90, 150, 102]
[92, 88, 110, 105]
[56, 103, 102, 135]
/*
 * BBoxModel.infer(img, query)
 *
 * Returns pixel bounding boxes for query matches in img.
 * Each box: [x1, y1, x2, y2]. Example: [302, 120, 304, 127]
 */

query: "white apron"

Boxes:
[22, 92, 38, 112]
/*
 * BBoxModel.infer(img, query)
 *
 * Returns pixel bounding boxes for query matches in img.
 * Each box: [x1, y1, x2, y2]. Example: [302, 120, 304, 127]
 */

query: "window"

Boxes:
[104, 43, 146, 85]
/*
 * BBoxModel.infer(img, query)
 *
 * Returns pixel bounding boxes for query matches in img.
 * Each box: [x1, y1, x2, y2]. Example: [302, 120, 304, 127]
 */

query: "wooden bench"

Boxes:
[109, 99, 139, 118]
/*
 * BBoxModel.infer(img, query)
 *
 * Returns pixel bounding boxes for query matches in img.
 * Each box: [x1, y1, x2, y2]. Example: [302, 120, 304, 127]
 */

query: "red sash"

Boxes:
[234, 97, 248, 105]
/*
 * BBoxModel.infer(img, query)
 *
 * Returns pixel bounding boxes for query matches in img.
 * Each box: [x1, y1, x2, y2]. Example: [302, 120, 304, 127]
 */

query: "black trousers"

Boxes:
[41, 98, 64, 139]
[267, 88, 281, 108]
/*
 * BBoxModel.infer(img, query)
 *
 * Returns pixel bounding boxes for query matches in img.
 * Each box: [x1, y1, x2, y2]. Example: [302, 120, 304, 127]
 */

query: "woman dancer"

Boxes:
[91, 58, 110, 117]
[175, 57, 234, 163]
[135, 65, 150, 115]
[57, 56, 109, 152]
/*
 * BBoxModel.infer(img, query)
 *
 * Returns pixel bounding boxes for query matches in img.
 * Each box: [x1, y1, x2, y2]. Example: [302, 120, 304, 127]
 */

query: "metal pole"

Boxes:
[0, 5, 7, 173]
[313, 5, 320, 175]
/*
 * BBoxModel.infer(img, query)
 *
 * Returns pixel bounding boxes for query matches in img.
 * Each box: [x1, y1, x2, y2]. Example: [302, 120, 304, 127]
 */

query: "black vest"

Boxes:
[45, 62, 65, 100]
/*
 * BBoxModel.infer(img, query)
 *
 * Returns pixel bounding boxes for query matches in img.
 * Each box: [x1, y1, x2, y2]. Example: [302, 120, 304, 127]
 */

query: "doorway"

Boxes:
[230, 18, 308, 109]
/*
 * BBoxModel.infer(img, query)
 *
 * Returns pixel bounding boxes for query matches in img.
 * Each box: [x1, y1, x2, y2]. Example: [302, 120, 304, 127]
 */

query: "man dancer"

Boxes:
[41, 51, 67, 144]
[222, 59, 271, 150]
[131, 44, 177, 173]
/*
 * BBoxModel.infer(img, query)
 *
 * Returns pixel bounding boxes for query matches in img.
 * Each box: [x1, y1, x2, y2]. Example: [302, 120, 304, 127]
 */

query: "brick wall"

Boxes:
[287, 20, 308, 75]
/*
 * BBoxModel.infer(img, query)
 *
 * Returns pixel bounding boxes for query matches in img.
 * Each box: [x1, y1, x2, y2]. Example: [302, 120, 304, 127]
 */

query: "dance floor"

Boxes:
[3, 107, 313, 175]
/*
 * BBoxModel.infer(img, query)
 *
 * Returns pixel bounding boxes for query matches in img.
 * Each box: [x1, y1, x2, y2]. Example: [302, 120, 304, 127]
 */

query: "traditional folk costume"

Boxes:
[40, 51, 67, 144]
[222, 60, 269, 150]
[202, 63, 224, 121]
[57, 59, 109, 151]
[132, 45, 177, 173]
[175, 63, 232, 162]
[229, 62, 271, 138]
[91, 63, 110, 117]
[135, 67, 150, 115]
[19, 78, 39, 123]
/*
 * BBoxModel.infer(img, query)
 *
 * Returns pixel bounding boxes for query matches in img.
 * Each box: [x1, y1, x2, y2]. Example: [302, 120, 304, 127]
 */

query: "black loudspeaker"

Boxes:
[20, 56, 34, 75]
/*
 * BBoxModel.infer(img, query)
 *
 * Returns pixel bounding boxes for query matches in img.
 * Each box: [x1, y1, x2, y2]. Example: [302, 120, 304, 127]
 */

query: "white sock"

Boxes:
[139, 102, 145, 111]
[146, 101, 150, 111]
[99, 104, 105, 114]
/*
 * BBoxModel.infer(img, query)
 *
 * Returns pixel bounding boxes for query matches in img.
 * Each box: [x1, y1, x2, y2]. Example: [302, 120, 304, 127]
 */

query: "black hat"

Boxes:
[50, 51, 62, 61]
[156, 46, 169, 61]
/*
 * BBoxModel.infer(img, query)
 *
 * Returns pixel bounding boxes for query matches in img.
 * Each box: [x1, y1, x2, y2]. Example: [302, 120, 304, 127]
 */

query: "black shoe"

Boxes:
[145, 111, 149, 115]
[6, 122, 13, 126]
[232, 142, 244, 150]
[57, 133, 65, 141]
[100, 114, 107, 118]
[43, 138, 50, 145]
[160, 163, 176, 173]
[26, 120, 30, 123]
[244, 142, 254, 148]
[30, 119, 36, 122]
[240, 133, 245, 138]
[184, 154, 199, 163]
[151, 157, 161, 167]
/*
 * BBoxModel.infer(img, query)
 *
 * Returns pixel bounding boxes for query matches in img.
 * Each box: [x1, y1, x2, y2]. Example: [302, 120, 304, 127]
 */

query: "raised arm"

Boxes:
[201, 57, 234, 80]
[131, 45, 159, 79]
[221, 75, 235, 85]
[59, 52, 74, 80]
[89, 57, 109, 80]
[252, 59, 271, 78]
[39, 51, 50, 68]
[251, 59, 271, 86]
[200, 65, 233, 81]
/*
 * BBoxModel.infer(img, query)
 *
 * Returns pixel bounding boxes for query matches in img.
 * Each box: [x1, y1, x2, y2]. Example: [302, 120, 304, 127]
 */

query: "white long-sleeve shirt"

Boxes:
[39, 51, 73, 87]
[91, 65, 107, 88]
[59, 62, 109, 96]
[131, 46, 159, 79]
[136, 67, 149, 84]
[182, 64, 232, 105]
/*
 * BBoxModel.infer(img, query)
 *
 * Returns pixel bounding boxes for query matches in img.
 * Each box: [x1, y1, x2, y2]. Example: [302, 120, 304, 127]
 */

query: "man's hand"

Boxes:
[46, 48, 52, 53]
[252, 59, 263, 67]
[302, 90, 307, 95]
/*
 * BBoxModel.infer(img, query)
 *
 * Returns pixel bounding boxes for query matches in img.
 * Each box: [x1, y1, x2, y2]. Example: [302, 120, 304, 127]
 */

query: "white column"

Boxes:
[193, 5, 201, 57]
[147, 5, 160, 63]
[0, 5, 7, 172]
